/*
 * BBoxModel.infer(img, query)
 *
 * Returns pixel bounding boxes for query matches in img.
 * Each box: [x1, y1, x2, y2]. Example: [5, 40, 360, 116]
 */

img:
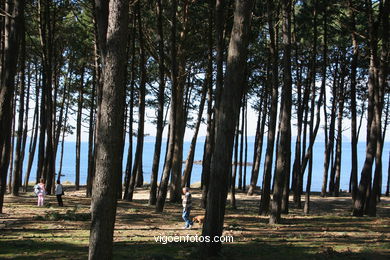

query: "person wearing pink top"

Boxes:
[37, 178, 46, 206]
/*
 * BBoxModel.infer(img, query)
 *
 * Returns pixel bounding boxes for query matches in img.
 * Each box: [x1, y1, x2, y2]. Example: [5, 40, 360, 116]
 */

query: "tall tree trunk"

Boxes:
[352, 0, 379, 217]
[0, 0, 25, 213]
[230, 122, 240, 209]
[86, 64, 96, 197]
[88, 0, 129, 258]
[238, 101, 244, 190]
[368, 0, 389, 215]
[8, 96, 16, 193]
[349, 0, 359, 202]
[259, 0, 279, 215]
[202, 0, 253, 255]
[201, 0, 215, 209]
[333, 62, 345, 197]
[123, 14, 136, 201]
[24, 67, 40, 191]
[182, 81, 208, 187]
[58, 94, 70, 182]
[269, 0, 292, 224]
[12, 27, 26, 196]
[326, 57, 339, 194]
[75, 69, 84, 191]
[292, 39, 303, 206]
[386, 151, 390, 196]
[169, 0, 191, 203]
[243, 99, 248, 192]
[149, 0, 165, 206]
[20, 62, 31, 191]
[248, 90, 267, 195]
[155, 0, 179, 212]
[128, 2, 147, 200]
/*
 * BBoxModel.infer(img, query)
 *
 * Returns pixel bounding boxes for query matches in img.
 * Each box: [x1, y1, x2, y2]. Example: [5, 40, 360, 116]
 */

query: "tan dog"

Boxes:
[192, 215, 205, 224]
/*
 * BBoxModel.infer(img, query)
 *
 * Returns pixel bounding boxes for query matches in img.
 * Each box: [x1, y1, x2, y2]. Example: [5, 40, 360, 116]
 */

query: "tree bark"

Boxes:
[259, 0, 279, 215]
[24, 66, 40, 191]
[123, 14, 136, 201]
[12, 27, 26, 196]
[201, 0, 215, 209]
[75, 68, 84, 191]
[349, 0, 359, 202]
[248, 90, 267, 195]
[230, 122, 240, 209]
[88, 0, 129, 258]
[182, 80, 208, 187]
[149, 0, 165, 206]
[352, 0, 378, 217]
[202, 0, 253, 255]
[0, 0, 25, 213]
[155, 0, 179, 212]
[333, 60, 345, 197]
[127, 3, 147, 201]
[269, 0, 292, 224]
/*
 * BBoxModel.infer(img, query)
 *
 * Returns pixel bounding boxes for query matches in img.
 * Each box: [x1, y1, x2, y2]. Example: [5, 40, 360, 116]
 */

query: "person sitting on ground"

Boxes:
[37, 178, 46, 207]
[182, 187, 193, 229]
[55, 180, 64, 207]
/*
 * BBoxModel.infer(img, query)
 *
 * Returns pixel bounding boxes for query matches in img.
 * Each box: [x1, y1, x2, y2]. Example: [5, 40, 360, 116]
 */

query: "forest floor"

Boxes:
[0, 185, 389, 259]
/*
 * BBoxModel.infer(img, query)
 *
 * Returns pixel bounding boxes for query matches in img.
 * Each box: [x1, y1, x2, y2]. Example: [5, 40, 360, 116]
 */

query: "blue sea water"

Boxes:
[23, 139, 390, 192]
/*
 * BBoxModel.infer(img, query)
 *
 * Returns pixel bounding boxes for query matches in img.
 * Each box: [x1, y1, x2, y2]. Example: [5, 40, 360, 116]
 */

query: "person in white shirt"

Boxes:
[55, 180, 64, 207]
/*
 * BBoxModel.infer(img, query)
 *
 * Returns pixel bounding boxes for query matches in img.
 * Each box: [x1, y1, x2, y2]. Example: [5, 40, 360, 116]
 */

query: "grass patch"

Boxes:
[33, 206, 90, 221]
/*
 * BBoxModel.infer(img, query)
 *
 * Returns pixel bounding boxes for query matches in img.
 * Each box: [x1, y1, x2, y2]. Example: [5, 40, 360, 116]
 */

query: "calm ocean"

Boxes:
[22, 139, 390, 192]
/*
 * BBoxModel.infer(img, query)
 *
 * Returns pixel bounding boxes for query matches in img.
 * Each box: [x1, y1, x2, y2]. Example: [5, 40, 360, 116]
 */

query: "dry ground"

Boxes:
[0, 185, 389, 259]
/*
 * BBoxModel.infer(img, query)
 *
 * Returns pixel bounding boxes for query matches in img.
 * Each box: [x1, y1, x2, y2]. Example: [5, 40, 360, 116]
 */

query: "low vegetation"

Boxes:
[1, 187, 389, 259]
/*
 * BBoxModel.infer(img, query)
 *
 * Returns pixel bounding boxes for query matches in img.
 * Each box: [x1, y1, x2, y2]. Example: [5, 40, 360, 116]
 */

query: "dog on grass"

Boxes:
[192, 215, 205, 224]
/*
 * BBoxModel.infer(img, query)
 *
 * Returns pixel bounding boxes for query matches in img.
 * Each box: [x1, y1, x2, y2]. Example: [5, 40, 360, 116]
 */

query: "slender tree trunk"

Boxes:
[292, 44, 303, 205]
[243, 100, 248, 192]
[12, 27, 26, 196]
[36, 67, 46, 183]
[149, 0, 165, 205]
[238, 102, 244, 190]
[8, 96, 16, 193]
[123, 14, 136, 201]
[302, 0, 320, 215]
[24, 69, 40, 190]
[352, 0, 379, 217]
[269, 0, 292, 224]
[202, 0, 253, 255]
[86, 66, 96, 197]
[58, 95, 70, 182]
[169, 0, 191, 203]
[326, 57, 339, 194]
[128, 3, 147, 200]
[248, 91, 267, 195]
[259, 0, 279, 215]
[349, 0, 359, 202]
[182, 80, 208, 187]
[386, 151, 390, 196]
[0, 0, 25, 212]
[75, 69, 84, 191]
[231, 122, 240, 209]
[20, 62, 31, 191]
[201, 0, 219, 208]
[334, 64, 345, 197]
[155, 0, 179, 212]
[368, 0, 389, 215]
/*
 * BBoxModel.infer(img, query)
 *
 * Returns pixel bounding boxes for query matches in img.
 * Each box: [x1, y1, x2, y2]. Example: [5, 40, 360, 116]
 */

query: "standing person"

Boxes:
[182, 187, 193, 229]
[55, 180, 64, 207]
[37, 178, 46, 206]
